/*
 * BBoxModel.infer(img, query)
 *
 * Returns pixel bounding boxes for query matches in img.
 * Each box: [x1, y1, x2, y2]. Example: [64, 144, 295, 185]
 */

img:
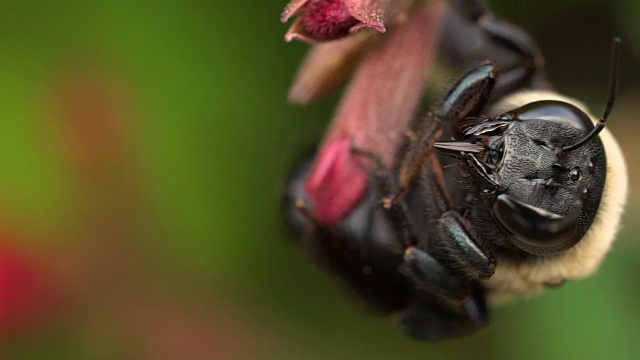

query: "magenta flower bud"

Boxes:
[301, 0, 359, 41]
[304, 138, 369, 225]
[282, 0, 411, 43]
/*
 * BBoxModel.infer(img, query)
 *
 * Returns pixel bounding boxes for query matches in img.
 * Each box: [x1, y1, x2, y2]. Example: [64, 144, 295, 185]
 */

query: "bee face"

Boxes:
[437, 100, 608, 255]
[478, 90, 627, 304]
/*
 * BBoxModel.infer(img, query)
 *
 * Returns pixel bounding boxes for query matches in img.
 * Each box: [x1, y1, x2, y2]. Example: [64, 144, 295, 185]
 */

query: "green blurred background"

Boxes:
[0, 1, 638, 359]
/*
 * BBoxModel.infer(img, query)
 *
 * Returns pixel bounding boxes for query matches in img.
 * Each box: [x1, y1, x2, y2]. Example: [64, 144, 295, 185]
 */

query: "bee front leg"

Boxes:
[390, 63, 498, 206]
[448, 0, 546, 97]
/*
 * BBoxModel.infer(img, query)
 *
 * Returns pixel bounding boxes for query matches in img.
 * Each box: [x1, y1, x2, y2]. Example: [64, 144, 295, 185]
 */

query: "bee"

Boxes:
[284, 1, 628, 340]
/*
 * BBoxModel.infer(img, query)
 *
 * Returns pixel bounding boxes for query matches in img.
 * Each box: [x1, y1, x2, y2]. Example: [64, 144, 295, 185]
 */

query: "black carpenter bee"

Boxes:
[284, 1, 628, 340]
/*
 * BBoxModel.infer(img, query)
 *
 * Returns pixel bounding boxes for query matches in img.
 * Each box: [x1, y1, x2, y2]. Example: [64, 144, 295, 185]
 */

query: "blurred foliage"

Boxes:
[0, 1, 638, 359]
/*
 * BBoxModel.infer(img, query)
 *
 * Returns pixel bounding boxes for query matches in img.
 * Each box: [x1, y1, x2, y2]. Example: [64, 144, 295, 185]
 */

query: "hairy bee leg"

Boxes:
[478, 14, 544, 97]
[451, 0, 545, 97]
[419, 156, 496, 279]
[351, 155, 478, 305]
[435, 212, 496, 279]
[382, 197, 476, 305]
[392, 118, 442, 205]
[350, 146, 419, 248]
[399, 283, 488, 341]
[401, 246, 470, 303]
[348, 146, 465, 308]
[396, 157, 494, 303]
[393, 63, 497, 205]
[420, 156, 453, 217]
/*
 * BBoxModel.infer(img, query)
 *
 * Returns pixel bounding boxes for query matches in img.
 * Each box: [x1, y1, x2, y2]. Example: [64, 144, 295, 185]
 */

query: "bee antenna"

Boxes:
[562, 37, 621, 152]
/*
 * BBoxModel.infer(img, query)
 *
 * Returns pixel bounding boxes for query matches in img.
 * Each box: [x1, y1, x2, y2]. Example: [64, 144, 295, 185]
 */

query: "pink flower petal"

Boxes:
[305, 138, 369, 226]
[281, 0, 310, 23]
[288, 35, 372, 104]
[284, 18, 321, 43]
[345, 0, 413, 33]
[345, 0, 388, 32]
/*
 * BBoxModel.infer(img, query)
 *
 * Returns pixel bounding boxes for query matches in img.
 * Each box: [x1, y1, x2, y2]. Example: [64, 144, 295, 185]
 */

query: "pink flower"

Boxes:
[281, 0, 412, 43]
[283, 1, 446, 225]
[0, 242, 58, 337]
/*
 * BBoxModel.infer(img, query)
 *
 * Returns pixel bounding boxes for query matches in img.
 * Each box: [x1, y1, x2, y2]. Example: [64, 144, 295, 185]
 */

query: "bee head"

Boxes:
[433, 39, 620, 256]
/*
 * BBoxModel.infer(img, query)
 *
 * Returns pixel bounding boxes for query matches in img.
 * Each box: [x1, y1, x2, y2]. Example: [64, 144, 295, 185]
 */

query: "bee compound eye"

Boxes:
[515, 100, 594, 133]
[493, 194, 579, 254]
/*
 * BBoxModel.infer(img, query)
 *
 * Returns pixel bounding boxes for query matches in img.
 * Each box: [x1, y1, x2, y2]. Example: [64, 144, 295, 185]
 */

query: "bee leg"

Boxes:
[376, 182, 472, 305]
[401, 245, 470, 303]
[284, 156, 416, 312]
[478, 12, 545, 97]
[350, 145, 421, 249]
[449, 0, 546, 97]
[318, 147, 492, 340]
[434, 211, 496, 279]
[392, 156, 493, 340]
[399, 283, 488, 341]
[394, 156, 492, 297]
[418, 155, 497, 279]
[391, 63, 497, 205]
[386, 186, 488, 336]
